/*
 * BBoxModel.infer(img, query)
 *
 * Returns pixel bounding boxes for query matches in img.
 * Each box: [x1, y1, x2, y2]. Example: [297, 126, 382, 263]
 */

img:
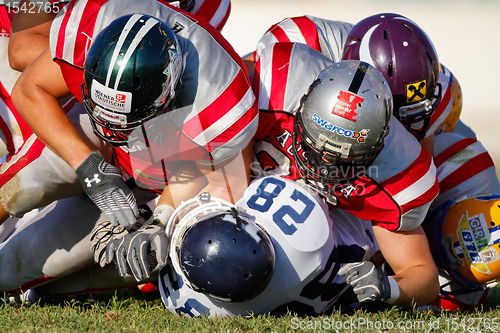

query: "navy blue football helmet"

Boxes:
[167, 194, 275, 302]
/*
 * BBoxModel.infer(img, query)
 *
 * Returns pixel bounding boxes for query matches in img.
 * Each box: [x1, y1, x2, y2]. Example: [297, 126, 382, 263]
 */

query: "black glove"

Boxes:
[76, 151, 139, 228]
[105, 224, 169, 282]
[338, 261, 392, 303]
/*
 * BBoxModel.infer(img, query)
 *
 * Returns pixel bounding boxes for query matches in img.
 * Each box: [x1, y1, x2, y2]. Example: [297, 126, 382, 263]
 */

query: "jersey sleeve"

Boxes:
[370, 118, 440, 231]
[256, 15, 352, 61]
[190, 0, 231, 31]
[252, 42, 334, 139]
[431, 132, 500, 209]
[49, 0, 102, 100]
[168, 12, 257, 164]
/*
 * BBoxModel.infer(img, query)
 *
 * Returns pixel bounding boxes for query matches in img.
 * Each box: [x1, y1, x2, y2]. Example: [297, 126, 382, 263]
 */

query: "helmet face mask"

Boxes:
[292, 112, 375, 195]
[292, 61, 392, 198]
[342, 13, 441, 140]
[167, 0, 195, 11]
[82, 14, 183, 146]
[167, 194, 276, 303]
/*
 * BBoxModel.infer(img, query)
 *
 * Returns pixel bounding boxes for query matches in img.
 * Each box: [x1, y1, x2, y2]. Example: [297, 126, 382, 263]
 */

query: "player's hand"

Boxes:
[338, 261, 391, 303]
[76, 151, 139, 228]
[90, 220, 128, 267]
[105, 224, 170, 282]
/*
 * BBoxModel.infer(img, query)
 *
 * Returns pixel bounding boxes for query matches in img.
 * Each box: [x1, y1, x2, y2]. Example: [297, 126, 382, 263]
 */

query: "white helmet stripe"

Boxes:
[105, 14, 142, 87]
[114, 17, 161, 89]
[358, 24, 378, 67]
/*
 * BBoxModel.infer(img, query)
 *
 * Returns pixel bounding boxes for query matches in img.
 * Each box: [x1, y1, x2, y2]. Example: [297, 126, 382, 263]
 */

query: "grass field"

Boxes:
[1, 287, 499, 333]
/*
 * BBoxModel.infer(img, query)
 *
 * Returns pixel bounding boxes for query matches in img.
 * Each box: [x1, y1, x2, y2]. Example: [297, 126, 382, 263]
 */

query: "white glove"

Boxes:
[338, 261, 399, 304]
[90, 220, 128, 267]
[76, 151, 139, 228]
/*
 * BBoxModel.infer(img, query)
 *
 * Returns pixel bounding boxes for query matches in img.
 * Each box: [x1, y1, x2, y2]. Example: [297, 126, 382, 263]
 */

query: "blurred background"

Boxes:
[222, 0, 500, 169]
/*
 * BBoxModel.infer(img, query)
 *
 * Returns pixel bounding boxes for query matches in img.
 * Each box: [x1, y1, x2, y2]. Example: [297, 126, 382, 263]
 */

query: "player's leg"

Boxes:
[0, 195, 102, 293]
[33, 264, 157, 297]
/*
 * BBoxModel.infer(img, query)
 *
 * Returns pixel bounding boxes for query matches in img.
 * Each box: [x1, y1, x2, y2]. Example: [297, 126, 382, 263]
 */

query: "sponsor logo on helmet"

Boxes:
[406, 79, 427, 103]
[456, 212, 491, 274]
[312, 113, 369, 143]
[91, 79, 132, 114]
[332, 91, 363, 122]
[115, 94, 127, 104]
[94, 105, 127, 126]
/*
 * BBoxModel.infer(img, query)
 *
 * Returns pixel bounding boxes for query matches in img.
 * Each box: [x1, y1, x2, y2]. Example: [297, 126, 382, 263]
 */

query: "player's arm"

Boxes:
[12, 48, 138, 227]
[372, 225, 439, 306]
[155, 140, 253, 210]
[11, 47, 92, 167]
[194, 140, 254, 203]
[8, 0, 54, 71]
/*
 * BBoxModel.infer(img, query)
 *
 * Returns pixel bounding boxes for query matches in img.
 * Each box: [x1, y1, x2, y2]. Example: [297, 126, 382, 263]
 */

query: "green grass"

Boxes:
[1, 289, 499, 333]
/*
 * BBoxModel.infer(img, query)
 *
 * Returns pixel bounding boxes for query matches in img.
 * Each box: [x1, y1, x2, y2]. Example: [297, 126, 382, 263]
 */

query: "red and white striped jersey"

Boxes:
[256, 15, 352, 62]
[0, 7, 33, 161]
[190, 0, 230, 31]
[252, 42, 439, 231]
[431, 132, 500, 209]
[49, 0, 257, 189]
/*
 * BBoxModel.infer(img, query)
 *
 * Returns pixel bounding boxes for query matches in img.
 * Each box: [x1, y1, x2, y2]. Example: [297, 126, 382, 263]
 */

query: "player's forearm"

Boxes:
[11, 53, 92, 169]
[196, 141, 254, 203]
[16, 96, 91, 169]
[372, 225, 440, 306]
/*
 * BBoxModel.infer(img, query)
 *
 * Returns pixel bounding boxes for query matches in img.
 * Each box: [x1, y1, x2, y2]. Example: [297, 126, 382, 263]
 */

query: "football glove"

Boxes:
[90, 216, 147, 267]
[76, 151, 139, 228]
[105, 224, 169, 282]
[90, 220, 128, 267]
[338, 261, 394, 303]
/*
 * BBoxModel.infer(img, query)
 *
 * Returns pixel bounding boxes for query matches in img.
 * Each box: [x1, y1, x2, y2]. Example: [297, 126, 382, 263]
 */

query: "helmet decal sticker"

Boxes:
[94, 105, 128, 126]
[406, 80, 427, 103]
[332, 90, 363, 122]
[91, 80, 132, 114]
[456, 211, 491, 274]
[312, 113, 369, 143]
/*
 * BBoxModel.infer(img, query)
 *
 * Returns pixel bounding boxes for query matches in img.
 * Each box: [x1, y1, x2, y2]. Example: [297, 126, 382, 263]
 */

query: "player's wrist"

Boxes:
[384, 276, 400, 304]
[152, 204, 175, 227]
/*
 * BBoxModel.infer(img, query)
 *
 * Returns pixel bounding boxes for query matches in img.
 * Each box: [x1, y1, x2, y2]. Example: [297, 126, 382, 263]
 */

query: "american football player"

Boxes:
[253, 47, 439, 305]
[3, 176, 379, 313]
[423, 132, 500, 310]
[0, 0, 239, 225]
[158, 176, 380, 316]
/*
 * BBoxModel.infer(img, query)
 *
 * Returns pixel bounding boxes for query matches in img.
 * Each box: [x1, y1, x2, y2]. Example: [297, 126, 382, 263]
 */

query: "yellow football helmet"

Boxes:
[434, 65, 463, 135]
[430, 194, 500, 288]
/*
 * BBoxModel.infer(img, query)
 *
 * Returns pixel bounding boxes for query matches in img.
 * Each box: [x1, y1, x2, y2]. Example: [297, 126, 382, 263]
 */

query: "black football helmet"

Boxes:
[167, 194, 275, 302]
[82, 14, 183, 146]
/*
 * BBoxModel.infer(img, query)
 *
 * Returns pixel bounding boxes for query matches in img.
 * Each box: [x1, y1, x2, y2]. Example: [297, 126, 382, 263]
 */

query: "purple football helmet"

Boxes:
[342, 13, 441, 139]
[168, 0, 195, 12]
